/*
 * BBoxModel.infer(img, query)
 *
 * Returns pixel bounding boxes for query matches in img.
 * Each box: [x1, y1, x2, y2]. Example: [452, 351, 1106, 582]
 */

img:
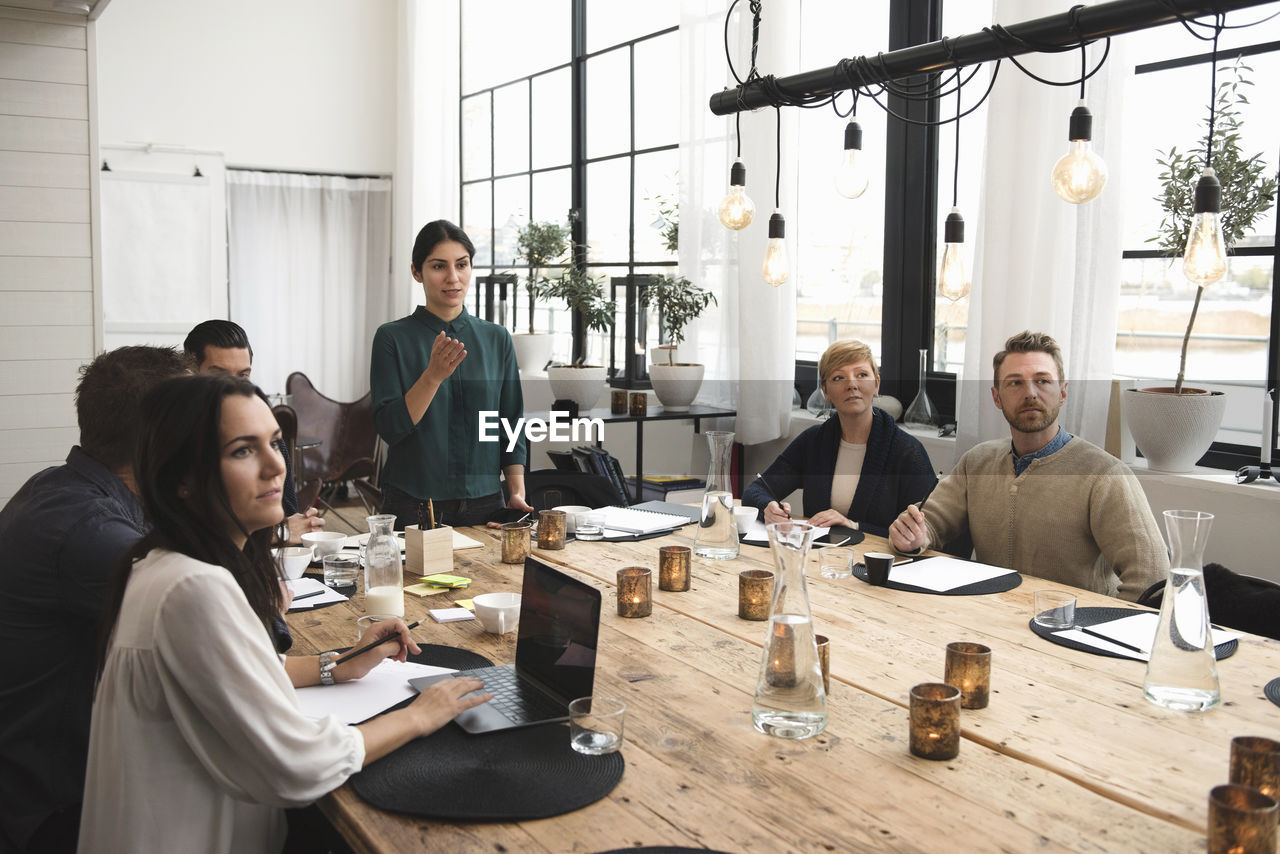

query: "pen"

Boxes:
[915, 481, 938, 513]
[755, 472, 791, 519]
[1076, 625, 1146, 655]
[333, 620, 422, 666]
[291, 590, 324, 602]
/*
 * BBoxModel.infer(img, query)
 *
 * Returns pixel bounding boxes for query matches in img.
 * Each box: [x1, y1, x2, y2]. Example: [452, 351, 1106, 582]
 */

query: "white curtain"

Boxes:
[395, 0, 460, 317]
[956, 0, 1128, 458]
[680, 0, 799, 445]
[226, 170, 393, 400]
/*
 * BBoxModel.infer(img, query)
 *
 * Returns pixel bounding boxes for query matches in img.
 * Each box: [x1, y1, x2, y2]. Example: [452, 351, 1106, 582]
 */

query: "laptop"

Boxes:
[408, 556, 602, 733]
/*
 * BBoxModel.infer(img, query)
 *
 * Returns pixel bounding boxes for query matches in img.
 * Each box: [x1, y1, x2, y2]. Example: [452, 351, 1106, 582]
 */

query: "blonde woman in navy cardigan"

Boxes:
[742, 340, 937, 538]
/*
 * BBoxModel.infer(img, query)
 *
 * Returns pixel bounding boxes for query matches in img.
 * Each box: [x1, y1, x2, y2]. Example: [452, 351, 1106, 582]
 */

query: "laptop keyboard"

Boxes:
[457, 666, 567, 724]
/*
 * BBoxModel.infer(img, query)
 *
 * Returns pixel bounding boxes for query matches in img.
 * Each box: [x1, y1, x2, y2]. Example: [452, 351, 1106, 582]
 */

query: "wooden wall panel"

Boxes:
[0, 150, 88, 188]
[0, 460, 54, 503]
[0, 358, 84, 394]
[0, 41, 86, 84]
[0, 114, 88, 154]
[0, 13, 85, 49]
[0, 325, 92, 361]
[0, 425, 79, 464]
[0, 78, 86, 119]
[0, 185, 89, 221]
[0, 256, 91, 290]
[0, 391, 74, 429]
[0, 221, 90, 256]
[0, 290, 92, 324]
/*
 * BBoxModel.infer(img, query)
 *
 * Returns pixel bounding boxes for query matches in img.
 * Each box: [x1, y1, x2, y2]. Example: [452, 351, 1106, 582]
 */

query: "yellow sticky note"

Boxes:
[455, 598, 475, 611]
[405, 583, 450, 597]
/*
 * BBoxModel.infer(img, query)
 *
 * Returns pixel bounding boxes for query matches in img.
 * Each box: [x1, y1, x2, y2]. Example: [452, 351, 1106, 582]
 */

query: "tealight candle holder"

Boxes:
[617, 567, 652, 618]
[658, 545, 691, 591]
[738, 569, 773, 620]
[815, 634, 830, 695]
[629, 391, 648, 417]
[1231, 736, 1280, 800]
[1208, 784, 1278, 854]
[611, 388, 628, 415]
[500, 521, 532, 564]
[944, 641, 992, 710]
[909, 682, 961, 760]
[537, 509, 567, 550]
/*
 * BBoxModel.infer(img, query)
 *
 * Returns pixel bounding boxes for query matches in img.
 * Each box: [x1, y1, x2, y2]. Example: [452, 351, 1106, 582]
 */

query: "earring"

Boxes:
[178, 487, 191, 498]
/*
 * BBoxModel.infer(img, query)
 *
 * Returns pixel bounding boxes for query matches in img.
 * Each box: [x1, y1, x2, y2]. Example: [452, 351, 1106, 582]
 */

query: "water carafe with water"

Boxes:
[693, 430, 739, 559]
[1142, 509, 1220, 712]
[363, 513, 404, 617]
[753, 520, 828, 739]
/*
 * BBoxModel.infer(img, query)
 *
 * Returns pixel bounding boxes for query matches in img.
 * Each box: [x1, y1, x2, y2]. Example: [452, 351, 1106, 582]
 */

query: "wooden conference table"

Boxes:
[285, 526, 1280, 853]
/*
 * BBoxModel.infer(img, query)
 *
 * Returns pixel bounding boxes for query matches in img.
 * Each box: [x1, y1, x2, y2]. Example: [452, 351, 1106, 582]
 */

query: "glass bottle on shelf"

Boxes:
[753, 520, 827, 739]
[363, 513, 404, 617]
[903, 348, 939, 428]
[693, 430, 739, 560]
[1143, 509, 1221, 712]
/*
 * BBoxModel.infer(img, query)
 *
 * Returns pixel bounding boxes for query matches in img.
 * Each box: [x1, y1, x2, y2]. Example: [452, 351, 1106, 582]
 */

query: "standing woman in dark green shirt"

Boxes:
[371, 220, 533, 529]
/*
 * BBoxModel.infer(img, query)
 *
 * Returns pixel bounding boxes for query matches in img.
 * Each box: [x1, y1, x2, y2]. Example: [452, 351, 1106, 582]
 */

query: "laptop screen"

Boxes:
[515, 558, 601, 703]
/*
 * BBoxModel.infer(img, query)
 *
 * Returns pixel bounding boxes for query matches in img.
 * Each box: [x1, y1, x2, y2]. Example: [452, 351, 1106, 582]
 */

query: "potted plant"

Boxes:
[543, 264, 617, 411]
[1124, 59, 1278, 471]
[641, 273, 718, 411]
[512, 220, 570, 373]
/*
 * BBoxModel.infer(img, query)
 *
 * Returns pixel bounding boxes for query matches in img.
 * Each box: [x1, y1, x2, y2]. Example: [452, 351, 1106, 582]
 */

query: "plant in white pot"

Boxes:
[1124, 59, 1277, 472]
[513, 220, 570, 373]
[543, 265, 616, 412]
[640, 273, 717, 411]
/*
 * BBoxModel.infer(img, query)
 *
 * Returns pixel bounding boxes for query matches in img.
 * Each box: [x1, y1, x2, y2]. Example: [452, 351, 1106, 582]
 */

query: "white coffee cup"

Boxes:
[473, 592, 521, 634]
[552, 505, 591, 535]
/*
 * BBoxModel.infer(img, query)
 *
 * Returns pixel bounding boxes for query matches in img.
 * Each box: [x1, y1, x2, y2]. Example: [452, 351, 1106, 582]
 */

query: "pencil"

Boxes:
[755, 472, 791, 519]
[333, 620, 422, 666]
[1076, 625, 1146, 655]
[915, 481, 938, 513]
[291, 589, 324, 602]
[428, 499, 436, 530]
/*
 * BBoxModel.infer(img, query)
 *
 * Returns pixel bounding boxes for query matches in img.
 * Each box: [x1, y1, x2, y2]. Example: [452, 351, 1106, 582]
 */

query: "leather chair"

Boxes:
[271, 403, 322, 513]
[522, 470, 625, 512]
[285, 372, 379, 527]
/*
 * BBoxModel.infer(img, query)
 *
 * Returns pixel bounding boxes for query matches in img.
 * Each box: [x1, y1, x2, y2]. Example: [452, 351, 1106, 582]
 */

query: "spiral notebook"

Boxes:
[593, 505, 692, 535]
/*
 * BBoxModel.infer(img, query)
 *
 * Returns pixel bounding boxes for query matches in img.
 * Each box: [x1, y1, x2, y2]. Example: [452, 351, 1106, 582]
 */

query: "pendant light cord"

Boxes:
[1205, 15, 1223, 169]
[952, 83, 960, 207]
[775, 105, 782, 208]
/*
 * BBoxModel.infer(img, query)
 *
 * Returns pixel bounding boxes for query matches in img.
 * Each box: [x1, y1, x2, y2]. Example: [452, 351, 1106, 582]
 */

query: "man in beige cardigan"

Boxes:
[889, 331, 1168, 601]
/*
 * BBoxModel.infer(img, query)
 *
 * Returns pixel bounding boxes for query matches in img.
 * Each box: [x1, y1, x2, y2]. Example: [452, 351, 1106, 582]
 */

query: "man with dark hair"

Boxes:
[0, 346, 188, 853]
[184, 319, 324, 544]
[889, 330, 1169, 601]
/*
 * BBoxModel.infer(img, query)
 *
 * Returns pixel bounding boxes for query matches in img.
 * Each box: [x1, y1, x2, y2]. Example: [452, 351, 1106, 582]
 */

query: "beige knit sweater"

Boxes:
[920, 437, 1169, 601]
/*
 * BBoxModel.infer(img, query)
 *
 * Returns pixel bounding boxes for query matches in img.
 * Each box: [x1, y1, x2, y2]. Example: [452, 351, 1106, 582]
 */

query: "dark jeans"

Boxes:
[381, 485, 504, 530]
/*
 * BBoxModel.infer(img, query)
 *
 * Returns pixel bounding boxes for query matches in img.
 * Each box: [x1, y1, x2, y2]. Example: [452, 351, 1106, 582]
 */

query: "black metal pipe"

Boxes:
[709, 0, 1278, 115]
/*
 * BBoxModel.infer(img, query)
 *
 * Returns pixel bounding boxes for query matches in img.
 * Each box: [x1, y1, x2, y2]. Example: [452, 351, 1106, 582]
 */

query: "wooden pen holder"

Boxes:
[404, 524, 454, 576]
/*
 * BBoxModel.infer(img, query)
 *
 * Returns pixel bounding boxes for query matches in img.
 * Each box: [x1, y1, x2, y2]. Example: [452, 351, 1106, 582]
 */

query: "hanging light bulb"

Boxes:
[718, 159, 756, 230]
[762, 209, 789, 287]
[937, 207, 968, 301]
[834, 119, 870, 199]
[1051, 101, 1108, 204]
[1182, 167, 1228, 287]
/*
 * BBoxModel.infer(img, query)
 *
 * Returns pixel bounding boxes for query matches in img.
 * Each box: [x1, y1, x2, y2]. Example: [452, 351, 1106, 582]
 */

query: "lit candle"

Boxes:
[617, 567, 651, 618]
[909, 683, 960, 760]
[658, 545, 691, 592]
[1231, 736, 1280, 800]
[1208, 784, 1277, 854]
[764, 619, 797, 688]
[738, 569, 773, 620]
[944, 641, 992, 710]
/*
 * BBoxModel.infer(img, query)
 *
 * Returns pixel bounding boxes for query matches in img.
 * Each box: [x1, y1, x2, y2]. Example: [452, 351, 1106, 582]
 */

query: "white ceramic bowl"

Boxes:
[278, 546, 313, 580]
[301, 531, 346, 557]
[552, 505, 592, 535]
[473, 592, 522, 634]
[733, 506, 758, 530]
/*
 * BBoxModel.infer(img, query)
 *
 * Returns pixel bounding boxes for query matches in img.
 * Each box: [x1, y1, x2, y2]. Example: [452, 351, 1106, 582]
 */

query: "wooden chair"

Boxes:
[285, 372, 378, 528]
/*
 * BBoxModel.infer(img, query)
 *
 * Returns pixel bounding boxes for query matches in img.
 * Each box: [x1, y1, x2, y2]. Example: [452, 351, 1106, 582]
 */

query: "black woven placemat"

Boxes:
[851, 558, 1022, 595]
[287, 598, 347, 614]
[1029, 605, 1239, 661]
[351, 719, 624, 821]
[406, 644, 493, 672]
[740, 525, 865, 549]
[1265, 677, 1280, 708]
[595, 848, 734, 853]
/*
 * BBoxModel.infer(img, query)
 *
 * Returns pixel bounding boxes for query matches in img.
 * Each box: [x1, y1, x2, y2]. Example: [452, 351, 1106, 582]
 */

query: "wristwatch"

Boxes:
[318, 651, 338, 686]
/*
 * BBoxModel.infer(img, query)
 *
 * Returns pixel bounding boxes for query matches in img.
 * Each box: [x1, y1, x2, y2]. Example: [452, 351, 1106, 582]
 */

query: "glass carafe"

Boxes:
[903, 348, 939, 428]
[1143, 509, 1220, 712]
[363, 514, 404, 617]
[753, 520, 827, 738]
[693, 430, 739, 559]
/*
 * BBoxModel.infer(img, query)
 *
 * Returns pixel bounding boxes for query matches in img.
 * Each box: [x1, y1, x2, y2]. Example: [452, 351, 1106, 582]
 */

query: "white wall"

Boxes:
[0, 7, 95, 506]
[95, 0, 396, 174]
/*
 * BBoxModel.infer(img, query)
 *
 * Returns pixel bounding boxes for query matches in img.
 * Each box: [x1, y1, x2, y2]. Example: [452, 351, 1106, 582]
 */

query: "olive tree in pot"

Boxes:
[543, 265, 616, 412]
[641, 273, 718, 411]
[513, 220, 570, 373]
[1124, 59, 1278, 471]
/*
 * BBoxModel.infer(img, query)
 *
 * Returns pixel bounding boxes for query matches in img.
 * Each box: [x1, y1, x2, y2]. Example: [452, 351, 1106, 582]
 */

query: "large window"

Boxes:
[460, 0, 679, 372]
[1116, 18, 1279, 459]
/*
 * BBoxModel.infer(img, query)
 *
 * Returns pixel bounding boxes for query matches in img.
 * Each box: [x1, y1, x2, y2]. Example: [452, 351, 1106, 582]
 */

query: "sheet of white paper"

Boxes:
[451, 530, 485, 550]
[1053, 612, 1240, 661]
[884, 555, 1015, 592]
[741, 521, 830, 544]
[285, 577, 349, 609]
[343, 530, 484, 550]
[295, 659, 456, 724]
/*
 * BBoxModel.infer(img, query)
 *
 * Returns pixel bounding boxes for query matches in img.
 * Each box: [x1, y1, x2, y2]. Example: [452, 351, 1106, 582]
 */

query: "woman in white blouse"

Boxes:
[78, 374, 490, 854]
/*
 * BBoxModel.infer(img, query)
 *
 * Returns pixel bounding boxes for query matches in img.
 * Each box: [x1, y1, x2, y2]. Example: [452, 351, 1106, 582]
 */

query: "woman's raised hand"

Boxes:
[423, 331, 467, 385]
